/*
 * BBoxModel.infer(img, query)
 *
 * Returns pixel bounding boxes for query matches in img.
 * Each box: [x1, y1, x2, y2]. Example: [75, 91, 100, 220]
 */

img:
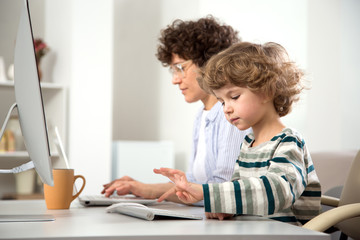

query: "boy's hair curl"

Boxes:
[198, 42, 306, 117]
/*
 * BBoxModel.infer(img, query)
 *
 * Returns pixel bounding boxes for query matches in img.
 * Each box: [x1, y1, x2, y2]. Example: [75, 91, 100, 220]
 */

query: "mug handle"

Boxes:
[72, 175, 86, 201]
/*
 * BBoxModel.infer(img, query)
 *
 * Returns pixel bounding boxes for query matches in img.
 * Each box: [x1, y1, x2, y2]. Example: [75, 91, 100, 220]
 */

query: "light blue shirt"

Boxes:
[186, 102, 251, 184]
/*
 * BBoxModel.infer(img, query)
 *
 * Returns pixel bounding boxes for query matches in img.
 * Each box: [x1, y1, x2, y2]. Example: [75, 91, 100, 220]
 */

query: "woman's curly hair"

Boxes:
[198, 42, 306, 117]
[156, 15, 240, 67]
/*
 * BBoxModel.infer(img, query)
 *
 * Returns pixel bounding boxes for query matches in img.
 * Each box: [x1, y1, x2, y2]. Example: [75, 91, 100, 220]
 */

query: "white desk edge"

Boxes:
[0, 199, 330, 240]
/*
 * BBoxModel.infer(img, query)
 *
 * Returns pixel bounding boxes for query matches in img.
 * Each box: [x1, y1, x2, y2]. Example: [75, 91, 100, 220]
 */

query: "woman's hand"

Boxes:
[102, 176, 135, 195]
[153, 168, 203, 204]
[101, 176, 151, 198]
[101, 176, 135, 197]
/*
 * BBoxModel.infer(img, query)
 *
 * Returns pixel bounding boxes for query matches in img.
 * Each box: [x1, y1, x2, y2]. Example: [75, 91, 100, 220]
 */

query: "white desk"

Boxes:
[0, 200, 330, 240]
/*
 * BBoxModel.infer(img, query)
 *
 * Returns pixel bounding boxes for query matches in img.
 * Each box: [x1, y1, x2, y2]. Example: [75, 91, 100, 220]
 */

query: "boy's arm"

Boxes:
[204, 136, 308, 216]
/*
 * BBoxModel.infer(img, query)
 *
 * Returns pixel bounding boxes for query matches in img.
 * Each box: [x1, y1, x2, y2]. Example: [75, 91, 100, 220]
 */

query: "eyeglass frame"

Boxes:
[169, 60, 192, 78]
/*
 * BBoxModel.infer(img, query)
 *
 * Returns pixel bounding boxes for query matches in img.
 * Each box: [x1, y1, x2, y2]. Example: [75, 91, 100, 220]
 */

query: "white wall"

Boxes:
[112, 0, 162, 141]
[306, 0, 360, 151]
[45, 0, 114, 195]
[112, 0, 204, 171]
[113, 0, 308, 173]
[198, 0, 308, 134]
[69, 0, 113, 195]
[157, 0, 203, 171]
[0, 0, 22, 72]
[113, 0, 360, 174]
[0, 0, 45, 70]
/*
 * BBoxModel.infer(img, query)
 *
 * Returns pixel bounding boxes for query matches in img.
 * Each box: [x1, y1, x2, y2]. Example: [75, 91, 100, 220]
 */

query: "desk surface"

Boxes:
[0, 199, 330, 240]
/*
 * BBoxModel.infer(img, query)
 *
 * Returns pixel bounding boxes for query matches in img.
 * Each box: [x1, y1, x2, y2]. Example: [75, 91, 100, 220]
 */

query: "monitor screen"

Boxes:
[13, 0, 53, 186]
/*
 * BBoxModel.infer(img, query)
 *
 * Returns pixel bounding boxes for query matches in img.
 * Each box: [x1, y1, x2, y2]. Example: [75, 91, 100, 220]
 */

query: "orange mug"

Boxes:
[44, 169, 86, 209]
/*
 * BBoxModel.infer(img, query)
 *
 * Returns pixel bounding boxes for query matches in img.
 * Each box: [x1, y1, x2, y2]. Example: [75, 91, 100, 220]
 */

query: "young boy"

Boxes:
[154, 42, 321, 225]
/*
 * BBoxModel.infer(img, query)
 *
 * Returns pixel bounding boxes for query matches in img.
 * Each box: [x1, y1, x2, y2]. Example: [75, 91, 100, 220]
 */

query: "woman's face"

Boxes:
[170, 54, 208, 103]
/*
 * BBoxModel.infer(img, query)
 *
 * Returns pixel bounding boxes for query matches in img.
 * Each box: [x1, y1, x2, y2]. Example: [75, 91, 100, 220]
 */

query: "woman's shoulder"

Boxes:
[208, 102, 222, 119]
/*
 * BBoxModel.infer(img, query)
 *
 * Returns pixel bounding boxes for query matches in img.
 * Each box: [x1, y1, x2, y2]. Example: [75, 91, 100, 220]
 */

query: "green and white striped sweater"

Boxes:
[203, 128, 321, 225]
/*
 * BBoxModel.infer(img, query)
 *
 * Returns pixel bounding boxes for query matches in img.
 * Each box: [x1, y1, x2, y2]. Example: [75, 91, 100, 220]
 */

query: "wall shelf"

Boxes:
[0, 81, 64, 90]
[0, 151, 59, 159]
[0, 79, 67, 197]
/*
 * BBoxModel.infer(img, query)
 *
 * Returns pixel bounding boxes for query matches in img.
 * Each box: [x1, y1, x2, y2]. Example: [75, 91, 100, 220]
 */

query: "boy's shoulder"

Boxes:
[277, 128, 306, 149]
[280, 127, 303, 139]
[243, 128, 305, 149]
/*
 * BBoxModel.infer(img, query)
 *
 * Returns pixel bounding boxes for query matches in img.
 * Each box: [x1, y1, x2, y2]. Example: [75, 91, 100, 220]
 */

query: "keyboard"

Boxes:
[78, 194, 157, 206]
[106, 202, 203, 220]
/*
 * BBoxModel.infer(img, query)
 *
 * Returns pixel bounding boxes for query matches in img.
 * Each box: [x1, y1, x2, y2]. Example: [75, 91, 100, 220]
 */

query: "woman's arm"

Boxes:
[102, 177, 177, 200]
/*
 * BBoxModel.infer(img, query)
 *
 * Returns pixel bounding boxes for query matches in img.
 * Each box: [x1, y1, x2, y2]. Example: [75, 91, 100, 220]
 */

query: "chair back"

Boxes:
[311, 150, 355, 194]
[336, 150, 360, 239]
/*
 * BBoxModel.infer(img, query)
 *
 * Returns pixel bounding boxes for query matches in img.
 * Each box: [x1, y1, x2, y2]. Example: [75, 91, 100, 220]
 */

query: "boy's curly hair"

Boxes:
[156, 15, 240, 67]
[198, 42, 306, 117]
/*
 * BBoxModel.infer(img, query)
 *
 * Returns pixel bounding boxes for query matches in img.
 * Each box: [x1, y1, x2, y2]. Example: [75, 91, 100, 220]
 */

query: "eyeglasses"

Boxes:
[169, 60, 192, 78]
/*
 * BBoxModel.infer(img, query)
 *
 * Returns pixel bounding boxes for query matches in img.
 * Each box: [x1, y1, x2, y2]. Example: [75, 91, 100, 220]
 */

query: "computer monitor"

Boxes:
[13, 0, 53, 186]
[0, 0, 53, 185]
[0, 0, 54, 222]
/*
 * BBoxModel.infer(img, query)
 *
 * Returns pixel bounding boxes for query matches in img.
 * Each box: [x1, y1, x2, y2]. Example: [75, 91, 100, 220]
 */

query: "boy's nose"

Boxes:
[223, 103, 233, 114]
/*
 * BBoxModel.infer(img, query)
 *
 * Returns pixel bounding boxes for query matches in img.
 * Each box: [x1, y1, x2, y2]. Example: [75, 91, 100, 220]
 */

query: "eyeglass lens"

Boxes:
[169, 60, 190, 77]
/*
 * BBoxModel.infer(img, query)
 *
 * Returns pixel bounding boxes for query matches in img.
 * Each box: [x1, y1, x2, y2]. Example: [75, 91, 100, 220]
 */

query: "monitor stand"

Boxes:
[0, 103, 34, 174]
[0, 103, 17, 142]
[0, 103, 55, 222]
[0, 215, 55, 222]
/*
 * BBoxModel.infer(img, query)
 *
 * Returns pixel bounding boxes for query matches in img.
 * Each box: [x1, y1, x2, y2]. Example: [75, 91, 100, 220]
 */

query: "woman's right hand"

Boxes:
[101, 176, 143, 198]
[102, 176, 135, 192]
[102, 176, 178, 200]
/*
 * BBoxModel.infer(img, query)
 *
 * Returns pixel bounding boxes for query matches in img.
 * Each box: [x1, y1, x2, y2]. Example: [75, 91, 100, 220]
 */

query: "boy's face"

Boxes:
[170, 54, 208, 104]
[213, 84, 269, 131]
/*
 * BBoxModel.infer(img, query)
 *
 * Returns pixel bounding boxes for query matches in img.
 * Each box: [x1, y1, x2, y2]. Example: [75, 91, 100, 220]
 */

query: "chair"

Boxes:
[303, 150, 360, 240]
[311, 150, 356, 194]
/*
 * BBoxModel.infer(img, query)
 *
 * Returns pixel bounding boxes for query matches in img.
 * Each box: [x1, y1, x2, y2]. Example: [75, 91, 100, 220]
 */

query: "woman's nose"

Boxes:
[172, 75, 182, 85]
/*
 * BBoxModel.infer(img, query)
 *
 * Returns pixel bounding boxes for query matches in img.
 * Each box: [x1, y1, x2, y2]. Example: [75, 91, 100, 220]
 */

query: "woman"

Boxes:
[102, 16, 250, 203]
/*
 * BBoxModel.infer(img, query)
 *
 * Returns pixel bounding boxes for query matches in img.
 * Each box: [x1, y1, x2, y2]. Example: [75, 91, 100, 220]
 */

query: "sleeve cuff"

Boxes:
[203, 184, 211, 212]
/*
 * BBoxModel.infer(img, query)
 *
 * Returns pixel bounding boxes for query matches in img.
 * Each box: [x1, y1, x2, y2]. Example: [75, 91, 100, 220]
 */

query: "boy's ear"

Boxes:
[261, 93, 273, 104]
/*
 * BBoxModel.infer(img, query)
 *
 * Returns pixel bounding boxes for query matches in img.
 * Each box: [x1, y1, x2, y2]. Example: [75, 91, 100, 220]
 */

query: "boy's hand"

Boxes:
[153, 168, 203, 203]
[205, 212, 234, 220]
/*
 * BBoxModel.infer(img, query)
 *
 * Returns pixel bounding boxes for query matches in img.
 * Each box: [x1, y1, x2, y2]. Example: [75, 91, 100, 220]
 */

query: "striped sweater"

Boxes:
[202, 128, 321, 225]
